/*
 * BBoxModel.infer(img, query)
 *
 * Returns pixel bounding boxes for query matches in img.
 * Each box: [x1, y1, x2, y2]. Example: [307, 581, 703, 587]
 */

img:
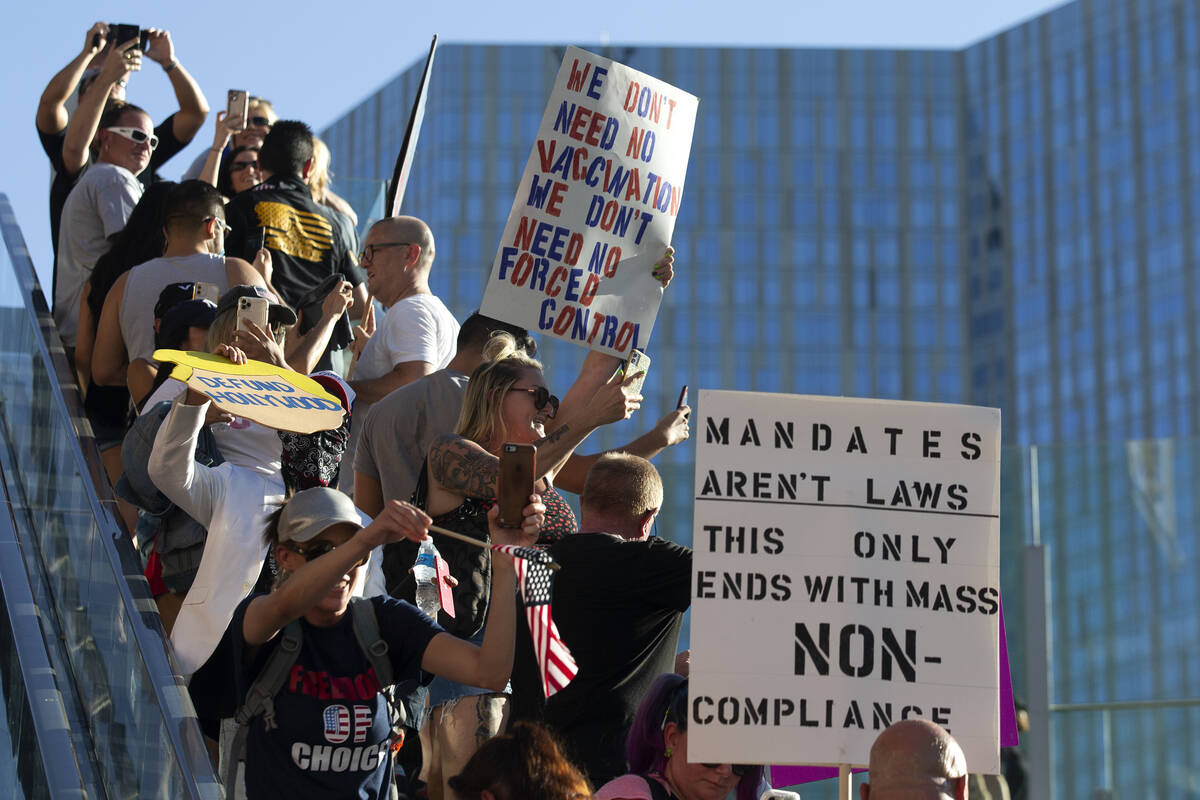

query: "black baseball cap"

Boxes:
[156, 299, 218, 349]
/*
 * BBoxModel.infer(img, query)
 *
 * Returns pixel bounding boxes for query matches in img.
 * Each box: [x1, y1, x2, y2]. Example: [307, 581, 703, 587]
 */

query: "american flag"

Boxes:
[491, 544, 577, 697]
[323, 705, 350, 744]
[353, 705, 373, 743]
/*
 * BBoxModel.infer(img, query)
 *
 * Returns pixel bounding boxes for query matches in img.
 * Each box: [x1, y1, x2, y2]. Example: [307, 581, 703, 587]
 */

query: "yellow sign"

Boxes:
[153, 350, 345, 434]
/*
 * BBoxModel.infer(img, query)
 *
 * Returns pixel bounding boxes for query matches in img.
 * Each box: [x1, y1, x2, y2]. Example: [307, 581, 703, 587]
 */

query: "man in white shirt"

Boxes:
[349, 215, 459, 402]
[55, 102, 155, 350]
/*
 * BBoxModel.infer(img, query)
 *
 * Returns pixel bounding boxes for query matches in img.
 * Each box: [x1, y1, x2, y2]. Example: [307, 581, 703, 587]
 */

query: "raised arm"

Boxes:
[147, 387, 231, 526]
[554, 405, 691, 494]
[61, 38, 140, 176]
[429, 370, 641, 500]
[198, 111, 235, 189]
[37, 23, 107, 135]
[144, 30, 208, 143]
[286, 280, 353, 375]
[241, 500, 434, 646]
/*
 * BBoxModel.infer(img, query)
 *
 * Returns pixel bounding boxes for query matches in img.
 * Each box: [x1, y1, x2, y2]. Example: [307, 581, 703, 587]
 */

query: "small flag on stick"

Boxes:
[491, 544, 577, 697]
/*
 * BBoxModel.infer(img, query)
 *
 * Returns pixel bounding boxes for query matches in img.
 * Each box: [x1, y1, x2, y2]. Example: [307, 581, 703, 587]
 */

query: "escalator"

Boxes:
[0, 194, 219, 799]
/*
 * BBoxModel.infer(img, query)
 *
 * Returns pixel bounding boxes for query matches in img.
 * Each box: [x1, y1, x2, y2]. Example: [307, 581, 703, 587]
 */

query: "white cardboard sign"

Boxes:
[689, 390, 1002, 774]
[480, 45, 697, 357]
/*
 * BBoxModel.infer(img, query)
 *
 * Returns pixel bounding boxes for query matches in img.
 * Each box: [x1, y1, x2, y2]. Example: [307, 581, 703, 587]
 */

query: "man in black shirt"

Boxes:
[512, 453, 691, 787]
[37, 23, 209, 253]
[224, 120, 367, 372]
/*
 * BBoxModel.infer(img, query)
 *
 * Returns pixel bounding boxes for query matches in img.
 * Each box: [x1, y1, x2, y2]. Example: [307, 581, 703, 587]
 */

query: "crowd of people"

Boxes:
[38, 22, 1021, 800]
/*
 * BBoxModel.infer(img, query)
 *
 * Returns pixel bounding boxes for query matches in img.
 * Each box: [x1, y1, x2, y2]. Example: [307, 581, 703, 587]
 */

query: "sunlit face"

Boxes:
[100, 110, 154, 175]
[360, 227, 414, 303]
[279, 522, 364, 621]
[229, 150, 261, 194]
[662, 727, 741, 800]
[234, 103, 276, 149]
[497, 368, 555, 445]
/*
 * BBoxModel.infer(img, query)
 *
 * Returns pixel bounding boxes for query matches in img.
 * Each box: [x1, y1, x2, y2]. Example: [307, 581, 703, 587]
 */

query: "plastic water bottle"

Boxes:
[413, 538, 441, 618]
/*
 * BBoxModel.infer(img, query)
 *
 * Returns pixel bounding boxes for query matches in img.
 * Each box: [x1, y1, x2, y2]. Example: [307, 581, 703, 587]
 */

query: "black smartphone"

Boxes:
[112, 24, 140, 47]
[498, 443, 536, 528]
[677, 385, 689, 409]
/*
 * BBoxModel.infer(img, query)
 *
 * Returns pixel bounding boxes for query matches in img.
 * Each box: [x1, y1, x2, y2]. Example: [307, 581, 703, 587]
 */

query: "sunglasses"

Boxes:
[230, 160, 259, 172]
[248, 115, 273, 128]
[282, 540, 368, 569]
[359, 241, 412, 263]
[106, 126, 159, 149]
[203, 216, 233, 234]
[508, 386, 559, 418]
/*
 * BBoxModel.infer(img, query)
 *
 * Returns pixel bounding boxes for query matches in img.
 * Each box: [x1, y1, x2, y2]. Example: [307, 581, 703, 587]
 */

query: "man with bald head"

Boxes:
[861, 719, 969, 800]
[348, 215, 459, 403]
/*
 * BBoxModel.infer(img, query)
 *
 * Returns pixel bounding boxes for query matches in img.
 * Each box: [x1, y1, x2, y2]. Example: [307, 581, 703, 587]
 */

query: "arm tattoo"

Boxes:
[429, 433, 499, 498]
[535, 424, 570, 448]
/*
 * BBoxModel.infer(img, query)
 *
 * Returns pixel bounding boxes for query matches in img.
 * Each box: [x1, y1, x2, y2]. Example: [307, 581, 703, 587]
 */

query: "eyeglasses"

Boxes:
[204, 216, 233, 234]
[248, 115, 274, 128]
[282, 540, 369, 569]
[662, 679, 754, 778]
[508, 386, 559, 418]
[359, 241, 412, 263]
[230, 160, 259, 173]
[105, 126, 159, 149]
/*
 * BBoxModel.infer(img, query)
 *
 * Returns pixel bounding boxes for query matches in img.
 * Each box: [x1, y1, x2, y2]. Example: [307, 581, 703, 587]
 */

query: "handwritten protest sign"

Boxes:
[154, 350, 345, 434]
[480, 46, 697, 357]
[689, 390, 1002, 774]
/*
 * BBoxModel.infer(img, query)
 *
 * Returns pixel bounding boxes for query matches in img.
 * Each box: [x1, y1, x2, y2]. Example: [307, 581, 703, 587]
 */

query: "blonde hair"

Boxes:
[309, 137, 332, 201]
[581, 453, 663, 519]
[205, 306, 287, 352]
[455, 332, 543, 447]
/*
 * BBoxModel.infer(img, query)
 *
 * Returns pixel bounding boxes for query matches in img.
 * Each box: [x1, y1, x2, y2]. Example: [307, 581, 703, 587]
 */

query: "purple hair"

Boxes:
[624, 673, 763, 800]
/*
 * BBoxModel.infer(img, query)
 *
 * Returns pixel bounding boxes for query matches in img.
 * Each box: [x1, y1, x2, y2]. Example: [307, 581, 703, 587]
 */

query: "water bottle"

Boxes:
[413, 538, 440, 618]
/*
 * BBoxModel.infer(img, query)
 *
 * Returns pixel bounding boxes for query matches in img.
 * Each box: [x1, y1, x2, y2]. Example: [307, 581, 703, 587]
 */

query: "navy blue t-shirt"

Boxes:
[223, 594, 443, 800]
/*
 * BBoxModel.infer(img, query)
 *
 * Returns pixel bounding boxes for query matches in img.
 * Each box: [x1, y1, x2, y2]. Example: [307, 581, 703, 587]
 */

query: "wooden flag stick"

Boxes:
[838, 764, 852, 800]
[427, 524, 561, 571]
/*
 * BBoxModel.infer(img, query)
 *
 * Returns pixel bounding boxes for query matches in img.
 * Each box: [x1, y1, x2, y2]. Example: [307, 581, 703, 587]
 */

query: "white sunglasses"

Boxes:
[105, 126, 159, 150]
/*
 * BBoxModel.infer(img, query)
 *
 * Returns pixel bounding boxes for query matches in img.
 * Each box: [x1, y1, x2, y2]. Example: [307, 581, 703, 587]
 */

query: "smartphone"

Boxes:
[677, 384, 689, 409]
[236, 296, 270, 335]
[498, 443, 536, 528]
[192, 282, 219, 304]
[623, 349, 651, 395]
[112, 23, 140, 47]
[227, 90, 250, 132]
[258, 226, 267, 252]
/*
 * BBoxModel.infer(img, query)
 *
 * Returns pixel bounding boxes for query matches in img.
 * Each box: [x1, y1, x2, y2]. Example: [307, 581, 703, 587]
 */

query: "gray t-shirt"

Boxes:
[353, 368, 469, 504]
[55, 162, 143, 346]
[119, 253, 230, 363]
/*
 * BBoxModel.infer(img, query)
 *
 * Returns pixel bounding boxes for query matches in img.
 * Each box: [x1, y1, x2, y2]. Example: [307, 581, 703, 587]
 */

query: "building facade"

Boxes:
[323, 1, 1200, 795]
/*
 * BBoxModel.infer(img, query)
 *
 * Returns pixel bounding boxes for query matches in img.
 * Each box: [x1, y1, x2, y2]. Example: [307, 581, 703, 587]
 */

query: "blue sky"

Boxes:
[3, 0, 1067, 295]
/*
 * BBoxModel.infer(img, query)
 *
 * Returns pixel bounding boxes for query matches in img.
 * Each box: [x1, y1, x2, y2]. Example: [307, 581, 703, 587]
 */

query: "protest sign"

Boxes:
[153, 350, 345, 434]
[689, 390, 1002, 774]
[480, 46, 697, 357]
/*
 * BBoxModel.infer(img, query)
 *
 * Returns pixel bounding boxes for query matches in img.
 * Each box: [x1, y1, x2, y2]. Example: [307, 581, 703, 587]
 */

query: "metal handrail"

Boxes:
[0, 194, 219, 799]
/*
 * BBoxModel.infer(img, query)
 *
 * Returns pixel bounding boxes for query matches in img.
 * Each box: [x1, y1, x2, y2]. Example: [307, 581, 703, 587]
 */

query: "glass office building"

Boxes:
[322, 1, 1200, 795]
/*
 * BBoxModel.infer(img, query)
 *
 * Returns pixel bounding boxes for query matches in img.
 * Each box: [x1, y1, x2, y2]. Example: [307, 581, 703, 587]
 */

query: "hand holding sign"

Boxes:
[154, 349, 346, 434]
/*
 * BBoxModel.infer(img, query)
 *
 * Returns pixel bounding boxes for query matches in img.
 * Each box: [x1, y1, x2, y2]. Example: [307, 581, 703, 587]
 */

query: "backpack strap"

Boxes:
[350, 597, 407, 729]
[350, 597, 393, 688]
[224, 620, 303, 798]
